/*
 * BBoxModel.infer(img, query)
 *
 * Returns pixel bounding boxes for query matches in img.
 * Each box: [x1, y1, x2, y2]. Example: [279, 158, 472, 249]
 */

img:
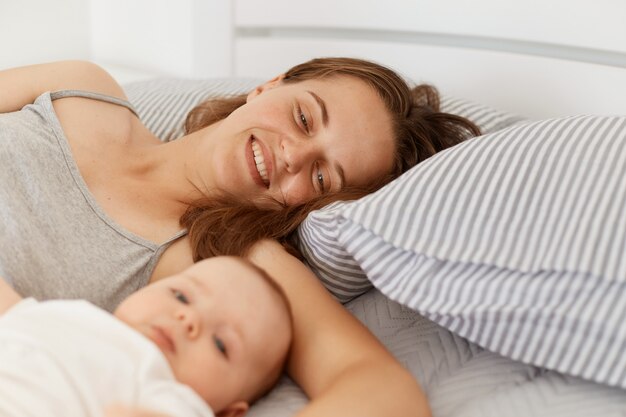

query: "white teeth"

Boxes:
[251, 139, 269, 185]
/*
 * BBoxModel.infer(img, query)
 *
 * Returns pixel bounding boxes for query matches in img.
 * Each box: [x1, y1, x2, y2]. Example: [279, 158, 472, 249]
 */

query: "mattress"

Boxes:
[249, 289, 626, 417]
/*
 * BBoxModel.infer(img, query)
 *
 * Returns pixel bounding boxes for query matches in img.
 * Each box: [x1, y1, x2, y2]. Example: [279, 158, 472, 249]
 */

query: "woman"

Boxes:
[0, 58, 478, 417]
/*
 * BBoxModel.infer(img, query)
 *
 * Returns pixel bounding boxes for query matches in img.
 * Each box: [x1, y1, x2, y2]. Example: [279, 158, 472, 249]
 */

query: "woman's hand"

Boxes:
[247, 240, 431, 417]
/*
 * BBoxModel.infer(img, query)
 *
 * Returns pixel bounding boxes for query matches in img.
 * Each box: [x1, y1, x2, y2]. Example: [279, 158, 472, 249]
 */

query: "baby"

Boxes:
[0, 256, 293, 417]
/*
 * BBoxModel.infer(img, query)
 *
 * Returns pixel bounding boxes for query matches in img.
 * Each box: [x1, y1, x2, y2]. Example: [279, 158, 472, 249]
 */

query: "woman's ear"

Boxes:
[216, 400, 248, 417]
[246, 74, 286, 102]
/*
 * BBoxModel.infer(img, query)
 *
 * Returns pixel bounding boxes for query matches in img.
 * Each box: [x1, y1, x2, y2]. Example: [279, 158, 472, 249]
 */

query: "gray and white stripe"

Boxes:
[304, 115, 626, 388]
[296, 96, 526, 300]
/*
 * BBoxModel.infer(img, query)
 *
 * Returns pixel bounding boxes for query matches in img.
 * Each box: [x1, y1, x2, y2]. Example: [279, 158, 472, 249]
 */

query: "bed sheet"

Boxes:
[248, 289, 626, 417]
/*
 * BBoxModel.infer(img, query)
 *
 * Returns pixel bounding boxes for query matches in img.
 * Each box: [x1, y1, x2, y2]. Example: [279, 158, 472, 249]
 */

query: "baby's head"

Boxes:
[115, 256, 293, 417]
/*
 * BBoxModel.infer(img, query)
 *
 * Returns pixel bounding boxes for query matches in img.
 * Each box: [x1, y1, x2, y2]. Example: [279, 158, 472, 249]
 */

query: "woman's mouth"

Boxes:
[246, 136, 272, 188]
[252, 139, 270, 186]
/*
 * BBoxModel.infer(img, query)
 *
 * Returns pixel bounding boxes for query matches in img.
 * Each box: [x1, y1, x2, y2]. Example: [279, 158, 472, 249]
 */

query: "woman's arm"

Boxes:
[0, 60, 127, 113]
[247, 240, 431, 417]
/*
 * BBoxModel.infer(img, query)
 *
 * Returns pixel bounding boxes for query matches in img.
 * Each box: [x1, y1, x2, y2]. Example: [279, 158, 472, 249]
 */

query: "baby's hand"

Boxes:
[104, 405, 172, 417]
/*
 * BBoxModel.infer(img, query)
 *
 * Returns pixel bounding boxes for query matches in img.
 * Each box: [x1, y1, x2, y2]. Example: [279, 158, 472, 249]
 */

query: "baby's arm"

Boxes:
[0, 277, 22, 315]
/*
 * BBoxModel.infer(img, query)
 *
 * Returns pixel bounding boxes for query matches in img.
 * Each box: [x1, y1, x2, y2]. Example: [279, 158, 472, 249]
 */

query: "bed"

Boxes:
[113, 1, 626, 415]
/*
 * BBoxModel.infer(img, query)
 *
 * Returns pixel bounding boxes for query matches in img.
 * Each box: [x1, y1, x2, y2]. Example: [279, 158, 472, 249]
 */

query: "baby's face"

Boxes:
[115, 257, 291, 413]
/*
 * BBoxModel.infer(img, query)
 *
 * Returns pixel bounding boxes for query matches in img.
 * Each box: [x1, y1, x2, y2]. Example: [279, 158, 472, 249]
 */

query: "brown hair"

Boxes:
[182, 57, 480, 260]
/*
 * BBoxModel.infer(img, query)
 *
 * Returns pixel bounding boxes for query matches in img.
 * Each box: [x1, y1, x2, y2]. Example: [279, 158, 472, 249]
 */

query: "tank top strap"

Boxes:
[160, 229, 188, 247]
[50, 90, 139, 118]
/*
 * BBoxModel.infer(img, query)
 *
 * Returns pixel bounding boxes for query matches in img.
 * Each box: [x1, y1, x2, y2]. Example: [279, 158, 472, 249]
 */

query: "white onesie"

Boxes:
[0, 298, 214, 417]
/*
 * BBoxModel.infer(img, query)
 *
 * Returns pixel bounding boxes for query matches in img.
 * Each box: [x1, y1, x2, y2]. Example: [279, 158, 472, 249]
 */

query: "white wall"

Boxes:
[0, 0, 233, 82]
[90, 0, 232, 78]
[0, 0, 91, 69]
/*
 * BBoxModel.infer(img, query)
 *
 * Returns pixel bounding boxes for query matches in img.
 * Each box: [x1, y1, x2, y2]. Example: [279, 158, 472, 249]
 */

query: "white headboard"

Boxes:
[231, 0, 626, 119]
[92, 0, 626, 119]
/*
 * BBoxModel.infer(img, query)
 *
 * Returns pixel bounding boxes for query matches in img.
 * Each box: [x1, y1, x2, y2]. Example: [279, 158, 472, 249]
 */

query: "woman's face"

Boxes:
[200, 75, 396, 206]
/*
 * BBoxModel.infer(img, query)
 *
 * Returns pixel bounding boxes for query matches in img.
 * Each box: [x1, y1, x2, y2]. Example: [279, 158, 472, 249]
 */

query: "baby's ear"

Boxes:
[216, 400, 248, 417]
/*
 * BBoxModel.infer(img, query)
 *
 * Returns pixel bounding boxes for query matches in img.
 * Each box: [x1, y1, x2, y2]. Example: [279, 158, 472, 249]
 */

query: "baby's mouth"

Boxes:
[151, 325, 176, 354]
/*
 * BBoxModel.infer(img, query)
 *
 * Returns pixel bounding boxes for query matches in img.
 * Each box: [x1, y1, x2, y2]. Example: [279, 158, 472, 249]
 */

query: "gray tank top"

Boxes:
[0, 91, 186, 311]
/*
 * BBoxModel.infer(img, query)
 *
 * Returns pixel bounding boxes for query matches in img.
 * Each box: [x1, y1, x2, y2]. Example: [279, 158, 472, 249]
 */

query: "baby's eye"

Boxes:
[213, 335, 227, 357]
[172, 289, 189, 304]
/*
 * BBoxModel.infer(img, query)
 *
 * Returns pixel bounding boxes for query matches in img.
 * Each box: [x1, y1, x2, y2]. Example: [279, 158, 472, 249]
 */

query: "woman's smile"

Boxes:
[252, 137, 270, 186]
[245, 136, 273, 189]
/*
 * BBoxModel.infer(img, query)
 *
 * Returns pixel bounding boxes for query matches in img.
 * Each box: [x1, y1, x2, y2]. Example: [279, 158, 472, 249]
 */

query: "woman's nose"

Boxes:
[176, 309, 200, 339]
[281, 138, 320, 172]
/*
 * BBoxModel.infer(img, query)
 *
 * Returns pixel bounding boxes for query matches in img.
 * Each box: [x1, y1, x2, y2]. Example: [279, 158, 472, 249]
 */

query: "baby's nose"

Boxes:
[177, 310, 200, 338]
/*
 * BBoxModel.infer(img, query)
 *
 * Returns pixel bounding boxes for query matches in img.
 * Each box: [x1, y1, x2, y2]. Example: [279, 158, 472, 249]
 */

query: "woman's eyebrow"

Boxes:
[307, 90, 328, 127]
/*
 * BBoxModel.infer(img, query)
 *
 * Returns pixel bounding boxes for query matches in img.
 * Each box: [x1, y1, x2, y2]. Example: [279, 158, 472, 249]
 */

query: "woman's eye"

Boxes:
[300, 112, 309, 130]
[213, 335, 227, 357]
[315, 163, 325, 193]
[297, 105, 309, 132]
[172, 289, 189, 304]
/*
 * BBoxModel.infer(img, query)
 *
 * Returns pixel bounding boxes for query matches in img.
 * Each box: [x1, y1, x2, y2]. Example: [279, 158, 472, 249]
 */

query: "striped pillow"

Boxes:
[297, 99, 525, 302]
[299, 115, 626, 389]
